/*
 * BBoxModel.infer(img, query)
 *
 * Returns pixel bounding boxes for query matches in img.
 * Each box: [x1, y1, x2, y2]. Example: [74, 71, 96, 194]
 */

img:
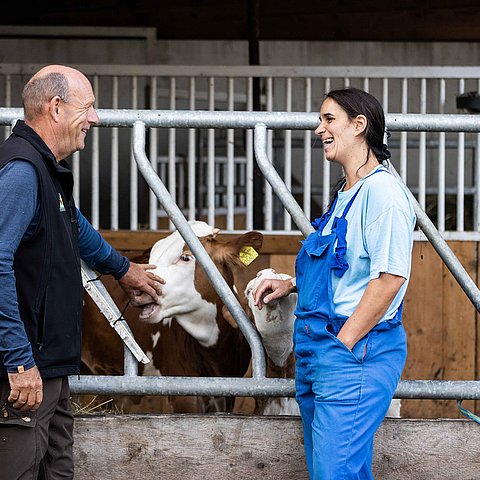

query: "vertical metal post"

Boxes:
[168, 77, 177, 230]
[111, 76, 119, 230]
[188, 77, 196, 222]
[457, 79, 465, 232]
[246, 78, 254, 231]
[227, 77, 235, 231]
[476, 79, 480, 232]
[149, 76, 158, 230]
[419, 78, 427, 210]
[303, 77, 312, 221]
[400, 78, 408, 182]
[208, 77, 215, 227]
[265, 77, 273, 230]
[382, 78, 389, 113]
[91, 75, 100, 229]
[130, 76, 138, 230]
[322, 78, 331, 213]
[438, 78, 446, 232]
[284, 77, 292, 230]
[72, 151, 80, 208]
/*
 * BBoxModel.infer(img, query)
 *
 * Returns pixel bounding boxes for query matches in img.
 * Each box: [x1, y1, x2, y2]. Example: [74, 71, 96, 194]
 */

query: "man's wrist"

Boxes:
[290, 277, 297, 293]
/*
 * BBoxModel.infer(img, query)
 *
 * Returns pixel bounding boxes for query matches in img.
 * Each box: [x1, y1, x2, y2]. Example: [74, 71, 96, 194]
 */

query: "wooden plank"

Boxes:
[73, 415, 480, 480]
[99, 230, 304, 255]
[401, 242, 445, 418]
[441, 241, 477, 418]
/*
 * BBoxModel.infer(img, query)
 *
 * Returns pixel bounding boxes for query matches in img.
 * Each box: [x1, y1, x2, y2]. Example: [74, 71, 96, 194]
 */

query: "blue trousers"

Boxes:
[294, 317, 407, 479]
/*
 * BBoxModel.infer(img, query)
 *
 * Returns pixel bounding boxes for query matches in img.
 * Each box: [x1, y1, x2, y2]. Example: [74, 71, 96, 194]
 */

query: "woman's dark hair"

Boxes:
[324, 87, 390, 209]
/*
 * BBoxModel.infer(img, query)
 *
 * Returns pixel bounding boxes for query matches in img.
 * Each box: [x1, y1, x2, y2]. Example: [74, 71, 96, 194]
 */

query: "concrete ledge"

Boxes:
[73, 414, 480, 479]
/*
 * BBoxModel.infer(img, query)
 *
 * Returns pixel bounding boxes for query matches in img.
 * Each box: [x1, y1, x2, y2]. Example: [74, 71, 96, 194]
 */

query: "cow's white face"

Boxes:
[245, 268, 297, 367]
[139, 221, 220, 348]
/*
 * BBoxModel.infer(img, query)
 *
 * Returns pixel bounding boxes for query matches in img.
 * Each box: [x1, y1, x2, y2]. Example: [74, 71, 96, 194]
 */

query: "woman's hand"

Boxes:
[253, 278, 295, 310]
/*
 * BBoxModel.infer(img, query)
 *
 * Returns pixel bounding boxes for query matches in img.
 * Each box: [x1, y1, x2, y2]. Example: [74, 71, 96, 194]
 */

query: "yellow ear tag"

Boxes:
[239, 246, 259, 266]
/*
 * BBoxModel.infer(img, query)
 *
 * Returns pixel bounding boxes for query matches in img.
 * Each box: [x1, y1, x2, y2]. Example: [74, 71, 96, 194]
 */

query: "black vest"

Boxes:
[0, 121, 83, 379]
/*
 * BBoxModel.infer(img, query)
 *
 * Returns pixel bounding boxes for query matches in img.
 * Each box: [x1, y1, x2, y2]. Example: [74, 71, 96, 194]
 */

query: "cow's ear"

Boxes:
[235, 231, 263, 252]
[222, 305, 239, 328]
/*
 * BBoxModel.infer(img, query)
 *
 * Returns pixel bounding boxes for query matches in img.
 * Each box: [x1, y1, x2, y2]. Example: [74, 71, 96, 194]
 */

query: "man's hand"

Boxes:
[7, 365, 43, 411]
[118, 262, 165, 306]
[253, 278, 295, 310]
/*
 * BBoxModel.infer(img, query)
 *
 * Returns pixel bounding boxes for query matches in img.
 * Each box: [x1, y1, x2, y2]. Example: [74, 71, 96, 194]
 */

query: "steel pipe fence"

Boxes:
[2, 64, 480, 235]
[1, 108, 480, 399]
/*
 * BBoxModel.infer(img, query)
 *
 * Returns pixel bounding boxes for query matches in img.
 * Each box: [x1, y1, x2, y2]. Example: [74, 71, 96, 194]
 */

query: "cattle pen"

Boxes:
[1, 106, 480, 479]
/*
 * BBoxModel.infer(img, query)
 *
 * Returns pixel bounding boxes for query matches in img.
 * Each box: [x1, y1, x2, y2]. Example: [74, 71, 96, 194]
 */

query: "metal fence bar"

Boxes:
[476, 134, 480, 231]
[246, 77, 254, 231]
[476, 79, 480, 232]
[303, 77, 312, 220]
[227, 77, 235, 231]
[3, 108, 477, 131]
[149, 76, 158, 230]
[419, 79, 427, 210]
[322, 78, 331, 212]
[91, 75, 100, 229]
[438, 79, 446, 232]
[111, 76, 119, 230]
[129, 76, 138, 230]
[5, 64, 480, 79]
[168, 77, 177, 230]
[457, 79, 466, 232]
[382, 78, 389, 113]
[188, 77, 196, 222]
[68, 376, 480, 399]
[400, 78, 408, 182]
[72, 151, 80, 207]
[265, 77, 273, 230]
[208, 77, 215, 227]
[284, 77, 292, 230]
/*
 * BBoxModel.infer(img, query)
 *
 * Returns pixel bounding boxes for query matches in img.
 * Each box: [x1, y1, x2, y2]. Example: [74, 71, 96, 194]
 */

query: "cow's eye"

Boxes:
[180, 254, 193, 262]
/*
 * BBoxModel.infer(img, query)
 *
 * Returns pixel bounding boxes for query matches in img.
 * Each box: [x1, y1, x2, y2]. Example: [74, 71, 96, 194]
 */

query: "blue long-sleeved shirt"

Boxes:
[0, 160, 129, 373]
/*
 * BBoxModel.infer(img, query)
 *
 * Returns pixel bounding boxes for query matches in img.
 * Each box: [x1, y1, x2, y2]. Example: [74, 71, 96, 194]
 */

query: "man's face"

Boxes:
[57, 75, 99, 159]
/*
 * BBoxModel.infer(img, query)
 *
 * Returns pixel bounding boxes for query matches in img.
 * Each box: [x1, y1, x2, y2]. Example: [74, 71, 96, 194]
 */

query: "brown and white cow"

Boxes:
[244, 268, 299, 416]
[81, 221, 263, 413]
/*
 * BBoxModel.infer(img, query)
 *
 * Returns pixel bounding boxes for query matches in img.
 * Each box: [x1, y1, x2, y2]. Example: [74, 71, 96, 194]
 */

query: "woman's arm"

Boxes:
[336, 272, 405, 350]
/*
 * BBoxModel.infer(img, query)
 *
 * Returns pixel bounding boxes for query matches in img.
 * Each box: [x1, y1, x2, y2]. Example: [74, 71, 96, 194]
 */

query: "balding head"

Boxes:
[22, 65, 89, 121]
[21, 65, 98, 161]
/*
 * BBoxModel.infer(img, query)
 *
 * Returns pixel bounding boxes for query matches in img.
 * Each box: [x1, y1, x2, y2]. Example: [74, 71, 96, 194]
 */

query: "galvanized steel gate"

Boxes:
[1, 108, 480, 401]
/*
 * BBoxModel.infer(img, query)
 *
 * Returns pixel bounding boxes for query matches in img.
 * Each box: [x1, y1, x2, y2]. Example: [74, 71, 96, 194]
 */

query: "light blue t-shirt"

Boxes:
[322, 165, 416, 322]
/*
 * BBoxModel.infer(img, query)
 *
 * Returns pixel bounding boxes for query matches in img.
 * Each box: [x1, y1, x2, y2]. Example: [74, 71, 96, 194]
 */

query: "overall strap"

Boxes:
[311, 195, 339, 233]
[330, 168, 386, 277]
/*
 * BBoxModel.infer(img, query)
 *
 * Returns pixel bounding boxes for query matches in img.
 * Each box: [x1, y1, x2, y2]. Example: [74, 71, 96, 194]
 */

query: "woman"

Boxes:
[254, 87, 415, 479]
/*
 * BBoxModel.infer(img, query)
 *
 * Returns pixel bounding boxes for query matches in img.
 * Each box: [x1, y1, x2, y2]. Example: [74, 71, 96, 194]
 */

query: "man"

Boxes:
[0, 65, 163, 479]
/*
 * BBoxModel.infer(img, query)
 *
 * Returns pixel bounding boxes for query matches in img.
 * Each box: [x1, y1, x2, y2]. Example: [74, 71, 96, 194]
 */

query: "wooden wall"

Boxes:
[100, 231, 479, 419]
[73, 415, 480, 479]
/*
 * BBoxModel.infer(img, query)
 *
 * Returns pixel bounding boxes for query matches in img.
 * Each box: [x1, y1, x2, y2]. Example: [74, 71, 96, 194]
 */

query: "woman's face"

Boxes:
[314, 98, 358, 164]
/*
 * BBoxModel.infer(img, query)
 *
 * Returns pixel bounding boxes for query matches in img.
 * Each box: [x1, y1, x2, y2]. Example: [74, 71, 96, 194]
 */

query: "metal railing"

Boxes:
[2, 64, 480, 236]
[1, 107, 480, 400]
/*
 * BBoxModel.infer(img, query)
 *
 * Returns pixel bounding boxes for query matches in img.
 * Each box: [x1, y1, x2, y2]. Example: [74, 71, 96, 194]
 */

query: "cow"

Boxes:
[244, 268, 299, 415]
[81, 221, 263, 413]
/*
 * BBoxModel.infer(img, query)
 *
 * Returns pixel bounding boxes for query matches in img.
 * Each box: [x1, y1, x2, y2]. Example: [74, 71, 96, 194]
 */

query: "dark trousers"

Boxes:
[0, 377, 74, 480]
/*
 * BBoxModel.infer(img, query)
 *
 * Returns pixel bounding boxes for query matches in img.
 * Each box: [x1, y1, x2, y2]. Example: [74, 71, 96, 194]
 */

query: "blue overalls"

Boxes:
[294, 173, 407, 479]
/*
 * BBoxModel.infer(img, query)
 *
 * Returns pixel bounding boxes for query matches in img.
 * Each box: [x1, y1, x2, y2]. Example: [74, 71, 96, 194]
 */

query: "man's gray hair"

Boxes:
[22, 72, 70, 121]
